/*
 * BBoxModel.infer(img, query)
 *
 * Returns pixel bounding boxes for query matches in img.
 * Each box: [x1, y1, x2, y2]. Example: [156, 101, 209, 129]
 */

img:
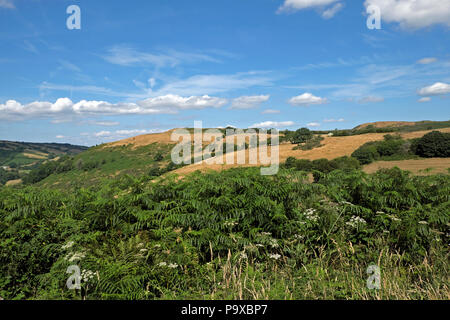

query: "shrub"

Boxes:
[351, 143, 379, 164]
[414, 131, 450, 158]
[289, 128, 313, 144]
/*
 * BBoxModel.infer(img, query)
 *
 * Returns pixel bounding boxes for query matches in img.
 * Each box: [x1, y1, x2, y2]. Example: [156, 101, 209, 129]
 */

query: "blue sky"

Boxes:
[0, 0, 449, 146]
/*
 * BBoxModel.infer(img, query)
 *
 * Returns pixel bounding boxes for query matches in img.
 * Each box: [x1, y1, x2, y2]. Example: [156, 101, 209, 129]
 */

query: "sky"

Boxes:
[0, 0, 449, 146]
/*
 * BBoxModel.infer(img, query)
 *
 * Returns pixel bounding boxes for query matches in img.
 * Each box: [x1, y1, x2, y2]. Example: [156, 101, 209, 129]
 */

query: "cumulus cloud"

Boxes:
[277, 0, 341, 14]
[230, 95, 270, 109]
[364, 0, 450, 29]
[417, 97, 431, 103]
[307, 122, 321, 127]
[358, 96, 384, 103]
[0, 95, 228, 121]
[416, 57, 438, 65]
[251, 121, 295, 128]
[288, 93, 328, 106]
[418, 82, 450, 96]
[0, 0, 14, 9]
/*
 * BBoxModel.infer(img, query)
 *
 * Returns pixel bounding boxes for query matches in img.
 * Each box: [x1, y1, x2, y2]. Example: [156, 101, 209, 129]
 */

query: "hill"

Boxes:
[0, 140, 88, 169]
[10, 120, 449, 189]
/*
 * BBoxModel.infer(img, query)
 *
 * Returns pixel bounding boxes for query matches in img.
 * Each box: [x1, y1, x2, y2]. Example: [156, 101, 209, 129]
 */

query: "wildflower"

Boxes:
[269, 239, 279, 248]
[255, 244, 264, 248]
[168, 263, 178, 269]
[418, 221, 428, 225]
[269, 254, 281, 260]
[65, 251, 86, 262]
[139, 248, 148, 253]
[158, 262, 167, 267]
[81, 269, 95, 282]
[61, 241, 74, 250]
[346, 216, 367, 228]
[261, 232, 272, 236]
[303, 208, 319, 222]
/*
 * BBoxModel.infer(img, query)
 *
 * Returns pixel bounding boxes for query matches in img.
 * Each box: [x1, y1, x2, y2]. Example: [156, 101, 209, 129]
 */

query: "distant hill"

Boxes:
[353, 120, 450, 132]
[0, 140, 88, 169]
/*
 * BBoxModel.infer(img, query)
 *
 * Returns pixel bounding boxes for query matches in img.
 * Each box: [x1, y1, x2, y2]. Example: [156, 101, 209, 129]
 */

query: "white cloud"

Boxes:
[288, 93, 328, 106]
[94, 121, 120, 126]
[155, 72, 273, 96]
[358, 96, 384, 103]
[418, 82, 450, 96]
[55, 135, 65, 139]
[321, 2, 344, 19]
[364, 0, 450, 29]
[93, 128, 163, 141]
[102, 45, 220, 67]
[278, 0, 340, 14]
[307, 122, 321, 127]
[251, 121, 295, 128]
[230, 95, 270, 109]
[261, 109, 281, 114]
[417, 97, 431, 103]
[0, 0, 15, 9]
[417, 57, 438, 65]
[324, 118, 345, 122]
[95, 131, 111, 137]
[0, 95, 228, 120]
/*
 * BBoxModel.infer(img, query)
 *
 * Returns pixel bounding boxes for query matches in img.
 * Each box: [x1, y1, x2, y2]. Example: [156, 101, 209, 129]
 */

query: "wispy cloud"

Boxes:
[0, 0, 14, 9]
[102, 45, 220, 67]
[251, 121, 294, 128]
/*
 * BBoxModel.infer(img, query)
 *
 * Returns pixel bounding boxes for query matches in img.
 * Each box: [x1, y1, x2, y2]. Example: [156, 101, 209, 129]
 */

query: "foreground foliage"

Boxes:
[0, 167, 448, 300]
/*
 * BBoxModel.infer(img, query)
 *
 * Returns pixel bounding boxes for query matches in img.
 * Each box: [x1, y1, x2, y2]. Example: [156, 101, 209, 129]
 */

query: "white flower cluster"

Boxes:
[61, 241, 74, 250]
[269, 239, 279, 248]
[269, 254, 281, 260]
[346, 216, 367, 228]
[158, 262, 178, 269]
[224, 221, 238, 228]
[303, 208, 319, 222]
[81, 269, 95, 283]
[65, 251, 86, 262]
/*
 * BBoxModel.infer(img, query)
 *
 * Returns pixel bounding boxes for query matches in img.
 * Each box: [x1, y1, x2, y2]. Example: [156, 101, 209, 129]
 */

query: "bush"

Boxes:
[414, 131, 450, 158]
[289, 128, 313, 144]
[351, 143, 379, 164]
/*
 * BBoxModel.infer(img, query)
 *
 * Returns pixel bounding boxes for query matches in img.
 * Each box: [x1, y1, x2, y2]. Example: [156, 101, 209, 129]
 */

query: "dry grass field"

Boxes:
[363, 158, 450, 175]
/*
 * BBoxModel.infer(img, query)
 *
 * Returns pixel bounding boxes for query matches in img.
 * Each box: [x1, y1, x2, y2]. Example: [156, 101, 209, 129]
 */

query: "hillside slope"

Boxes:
[0, 140, 87, 169]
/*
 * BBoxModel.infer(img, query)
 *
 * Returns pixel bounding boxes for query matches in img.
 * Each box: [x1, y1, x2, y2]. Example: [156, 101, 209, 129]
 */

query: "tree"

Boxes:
[289, 128, 313, 144]
[414, 131, 450, 158]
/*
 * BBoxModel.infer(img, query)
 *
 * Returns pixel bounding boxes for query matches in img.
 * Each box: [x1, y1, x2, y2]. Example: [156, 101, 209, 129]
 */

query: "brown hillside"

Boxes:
[172, 127, 450, 176]
[354, 121, 423, 130]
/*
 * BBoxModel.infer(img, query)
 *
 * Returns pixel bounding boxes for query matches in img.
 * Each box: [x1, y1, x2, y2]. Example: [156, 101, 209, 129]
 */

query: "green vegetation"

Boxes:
[351, 132, 450, 165]
[351, 134, 418, 165]
[0, 166, 448, 300]
[413, 131, 450, 158]
[317, 120, 450, 137]
[0, 168, 20, 185]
